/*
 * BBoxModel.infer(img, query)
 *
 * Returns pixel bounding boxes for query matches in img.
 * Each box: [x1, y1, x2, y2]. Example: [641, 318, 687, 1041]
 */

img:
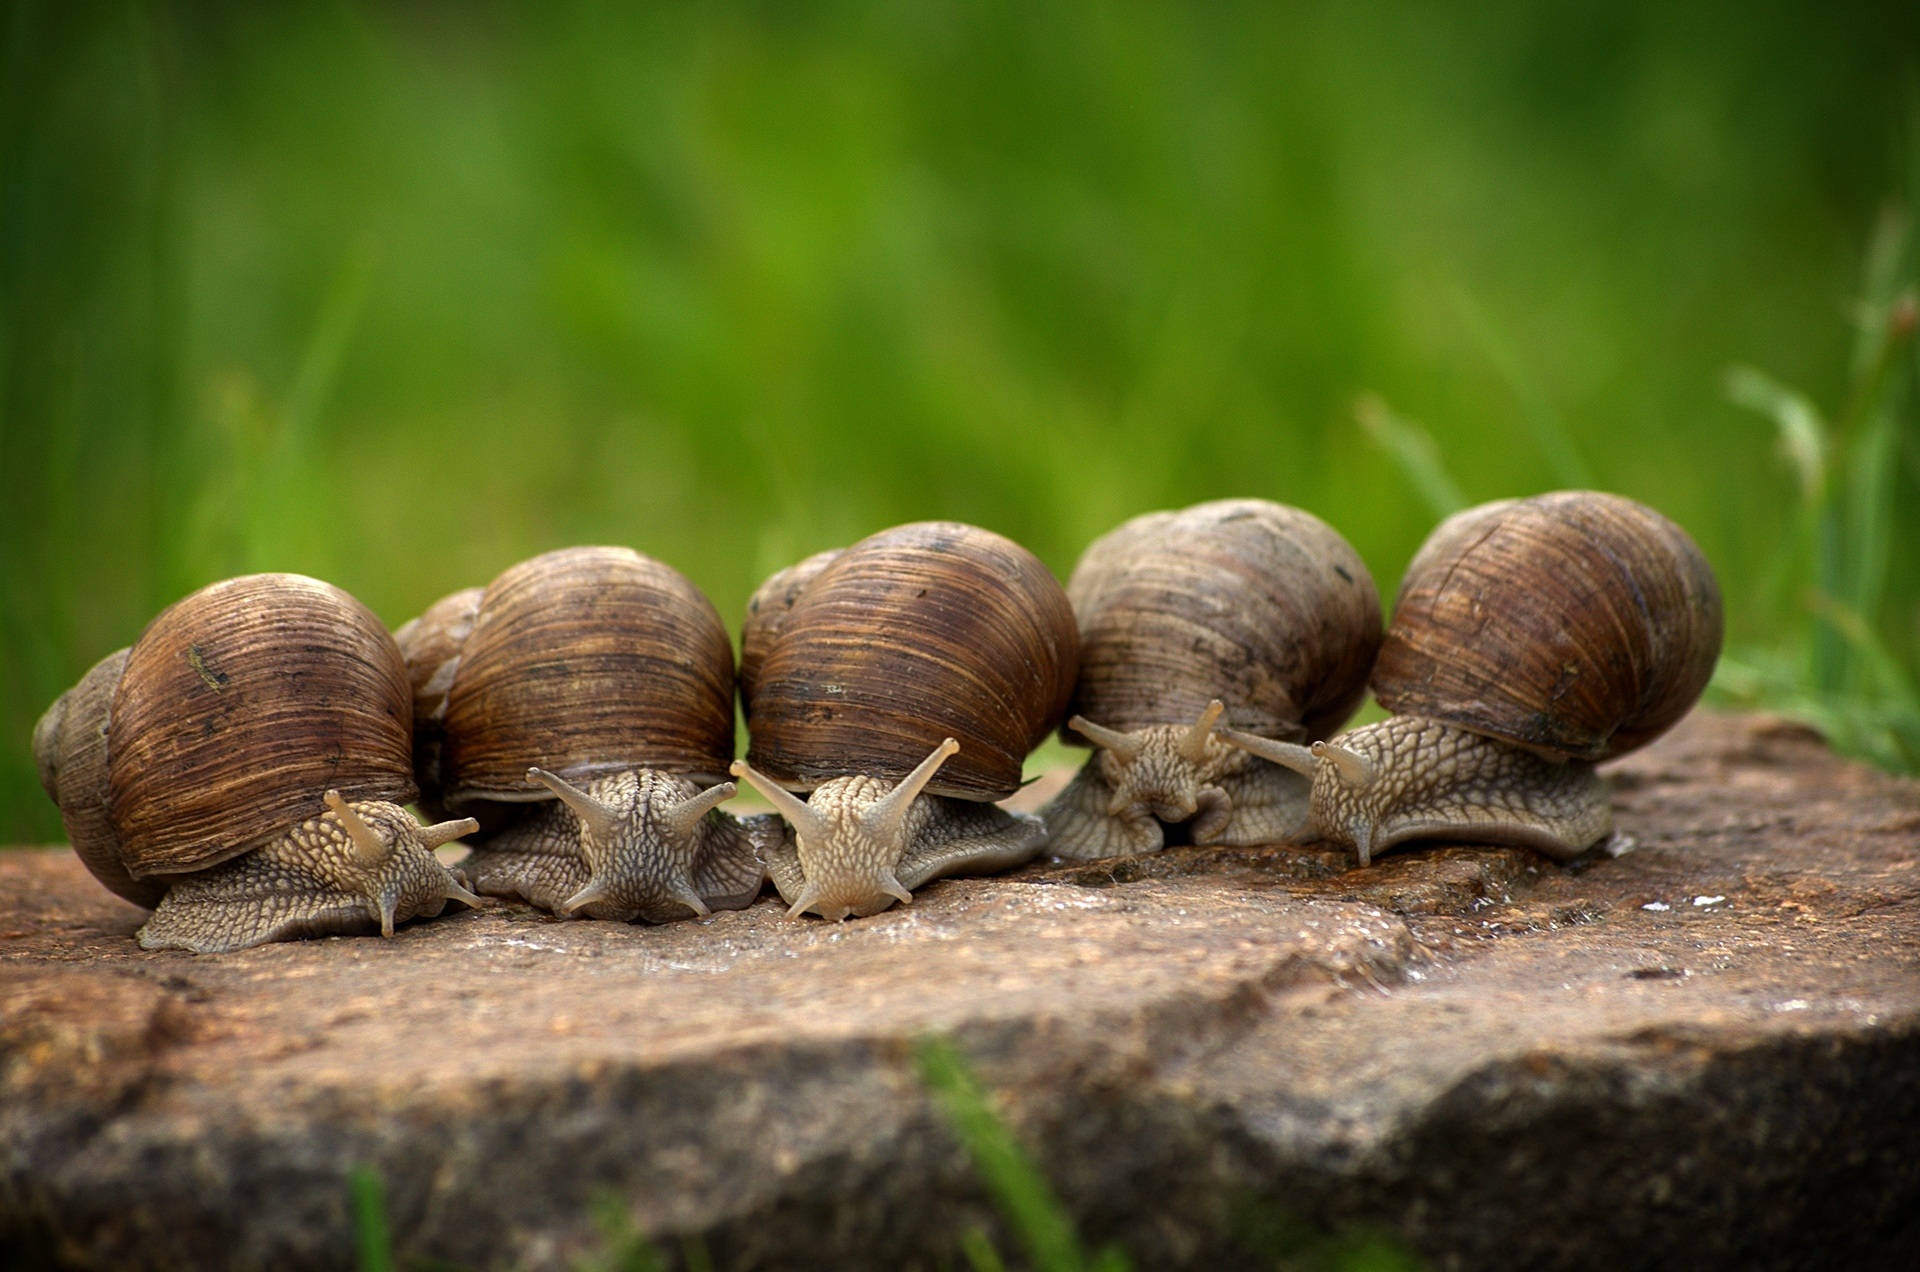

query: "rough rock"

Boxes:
[1, 710, 1916, 1270]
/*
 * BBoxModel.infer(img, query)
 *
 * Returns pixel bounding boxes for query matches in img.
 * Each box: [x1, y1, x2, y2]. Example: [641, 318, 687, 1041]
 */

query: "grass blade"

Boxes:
[917, 1035, 1117, 1272]
[287, 239, 378, 443]
[351, 1166, 395, 1272]
[1724, 364, 1828, 502]
[960, 1227, 1011, 1272]
[1807, 592, 1920, 711]
[1451, 287, 1593, 488]
[579, 1192, 664, 1272]
[1839, 290, 1915, 616]
[1354, 394, 1466, 520]
[1723, 361, 1848, 691]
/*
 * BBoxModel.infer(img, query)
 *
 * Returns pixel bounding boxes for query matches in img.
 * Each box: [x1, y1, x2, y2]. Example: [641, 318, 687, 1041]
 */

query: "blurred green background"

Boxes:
[5, 0, 1918, 843]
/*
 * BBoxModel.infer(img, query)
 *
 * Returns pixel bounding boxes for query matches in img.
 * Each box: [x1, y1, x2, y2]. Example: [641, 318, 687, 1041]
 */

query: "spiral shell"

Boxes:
[51, 574, 419, 881]
[403, 546, 737, 808]
[738, 548, 841, 710]
[33, 647, 160, 906]
[741, 522, 1079, 799]
[1065, 498, 1381, 742]
[1371, 490, 1723, 762]
[393, 585, 482, 803]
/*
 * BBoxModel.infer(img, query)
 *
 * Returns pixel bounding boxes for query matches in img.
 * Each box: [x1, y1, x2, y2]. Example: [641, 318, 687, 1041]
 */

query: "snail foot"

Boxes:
[135, 805, 473, 953]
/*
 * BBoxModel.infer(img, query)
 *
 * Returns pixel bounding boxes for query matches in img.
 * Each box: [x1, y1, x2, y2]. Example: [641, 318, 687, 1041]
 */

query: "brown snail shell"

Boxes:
[1371, 490, 1723, 762]
[32, 573, 478, 951]
[395, 546, 762, 923]
[737, 548, 842, 711]
[1065, 498, 1381, 742]
[1042, 499, 1381, 859]
[742, 521, 1079, 799]
[407, 546, 737, 806]
[33, 647, 159, 908]
[393, 584, 483, 810]
[107, 574, 419, 874]
[733, 522, 1077, 919]
[1217, 491, 1723, 865]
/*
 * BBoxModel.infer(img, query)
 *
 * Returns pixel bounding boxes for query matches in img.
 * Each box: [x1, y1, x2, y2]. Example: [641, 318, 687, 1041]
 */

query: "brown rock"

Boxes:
[1, 711, 1916, 1270]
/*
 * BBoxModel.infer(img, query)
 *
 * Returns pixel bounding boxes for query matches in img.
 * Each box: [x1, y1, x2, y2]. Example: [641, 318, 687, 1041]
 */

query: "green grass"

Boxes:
[347, 1043, 1422, 1270]
[916, 1036, 1130, 1272]
[916, 1035, 1424, 1270]
[5, 0, 1920, 842]
[1713, 197, 1920, 769]
[1358, 199, 1920, 771]
[352, 1166, 397, 1272]
[351, 1169, 673, 1272]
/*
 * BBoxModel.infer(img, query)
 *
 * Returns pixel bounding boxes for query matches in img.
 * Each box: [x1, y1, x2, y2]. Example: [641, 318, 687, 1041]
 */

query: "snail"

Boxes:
[32, 574, 482, 954]
[1041, 499, 1381, 858]
[1216, 491, 1723, 863]
[731, 522, 1079, 920]
[395, 546, 766, 923]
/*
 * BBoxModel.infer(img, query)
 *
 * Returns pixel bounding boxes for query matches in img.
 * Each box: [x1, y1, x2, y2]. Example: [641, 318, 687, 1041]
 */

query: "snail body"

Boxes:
[1042, 499, 1381, 858]
[1219, 491, 1722, 863]
[33, 574, 481, 953]
[732, 522, 1078, 919]
[396, 546, 766, 923]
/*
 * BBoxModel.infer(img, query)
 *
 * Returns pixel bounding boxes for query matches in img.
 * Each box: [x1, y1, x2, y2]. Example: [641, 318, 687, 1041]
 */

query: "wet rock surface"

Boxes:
[2, 711, 1916, 1270]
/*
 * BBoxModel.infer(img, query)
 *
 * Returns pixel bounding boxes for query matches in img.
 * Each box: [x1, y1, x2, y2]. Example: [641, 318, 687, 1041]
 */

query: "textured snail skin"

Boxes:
[1223, 716, 1613, 867]
[1043, 500, 1381, 859]
[1212, 491, 1719, 868]
[740, 524, 1079, 802]
[737, 523, 1077, 916]
[34, 574, 482, 952]
[1043, 713, 1310, 858]
[465, 771, 769, 922]
[761, 784, 1044, 922]
[732, 740, 1045, 921]
[396, 547, 763, 922]
[135, 799, 482, 954]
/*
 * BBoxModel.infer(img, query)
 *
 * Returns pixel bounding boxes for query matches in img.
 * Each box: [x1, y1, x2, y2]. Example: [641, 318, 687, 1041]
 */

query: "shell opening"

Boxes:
[31, 692, 67, 801]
